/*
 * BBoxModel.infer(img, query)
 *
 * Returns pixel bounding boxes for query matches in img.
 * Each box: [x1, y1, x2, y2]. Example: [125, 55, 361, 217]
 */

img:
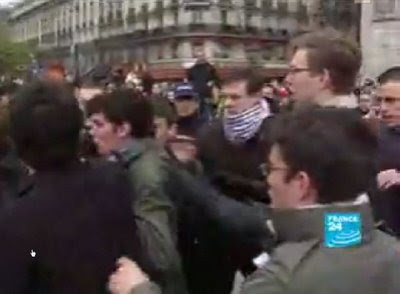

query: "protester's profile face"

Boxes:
[174, 97, 198, 117]
[359, 94, 372, 114]
[376, 81, 400, 127]
[222, 80, 260, 115]
[285, 49, 324, 103]
[262, 85, 274, 98]
[154, 117, 176, 144]
[266, 145, 314, 209]
[87, 113, 126, 156]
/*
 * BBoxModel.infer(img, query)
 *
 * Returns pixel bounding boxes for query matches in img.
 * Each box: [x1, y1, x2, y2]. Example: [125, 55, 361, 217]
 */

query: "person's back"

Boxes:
[290, 233, 400, 294]
[240, 107, 400, 294]
[0, 81, 151, 293]
[243, 202, 400, 294]
[0, 161, 148, 293]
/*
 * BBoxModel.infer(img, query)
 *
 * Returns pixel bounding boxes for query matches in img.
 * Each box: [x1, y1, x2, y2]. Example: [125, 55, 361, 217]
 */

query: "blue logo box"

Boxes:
[324, 212, 362, 248]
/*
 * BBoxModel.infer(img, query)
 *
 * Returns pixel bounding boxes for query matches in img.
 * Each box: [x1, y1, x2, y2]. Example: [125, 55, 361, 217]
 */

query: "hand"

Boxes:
[108, 257, 149, 294]
[377, 169, 400, 190]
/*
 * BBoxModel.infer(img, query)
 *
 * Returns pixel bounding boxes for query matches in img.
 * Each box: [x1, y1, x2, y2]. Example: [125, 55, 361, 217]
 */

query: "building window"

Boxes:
[296, 0, 308, 23]
[374, 0, 397, 20]
[155, 0, 164, 27]
[244, 11, 252, 28]
[191, 10, 204, 24]
[172, 42, 179, 59]
[127, 8, 136, 24]
[216, 42, 230, 59]
[157, 44, 164, 59]
[221, 9, 228, 25]
[116, 3, 123, 21]
[273, 45, 285, 61]
[141, 3, 149, 29]
[277, 0, 288, 17]
[173, 11, 179, 26]
[244, 0, 256, 9]
[262, 47, 273, 60]
[261, 0, 272, 16]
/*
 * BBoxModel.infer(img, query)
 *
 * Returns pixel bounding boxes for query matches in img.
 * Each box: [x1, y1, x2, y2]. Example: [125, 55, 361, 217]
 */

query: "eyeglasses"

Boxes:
[375, 96, 400, 104]
[260, 163, 288, 177]
[287, 67, 312, 75]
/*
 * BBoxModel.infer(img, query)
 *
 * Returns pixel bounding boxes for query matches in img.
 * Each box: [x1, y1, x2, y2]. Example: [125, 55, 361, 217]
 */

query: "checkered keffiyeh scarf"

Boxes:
[223, 100, 270, 144]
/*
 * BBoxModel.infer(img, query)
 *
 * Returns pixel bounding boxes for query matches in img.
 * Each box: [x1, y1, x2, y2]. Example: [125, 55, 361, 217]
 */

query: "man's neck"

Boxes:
[313, 91, 357, 109]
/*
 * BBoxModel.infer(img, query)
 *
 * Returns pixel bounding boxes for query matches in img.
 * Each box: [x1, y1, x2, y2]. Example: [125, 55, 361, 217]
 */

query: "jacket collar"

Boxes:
[316, 94, 358, 109]
[112, 138, 159, 164]
[270, 195, 375, 244]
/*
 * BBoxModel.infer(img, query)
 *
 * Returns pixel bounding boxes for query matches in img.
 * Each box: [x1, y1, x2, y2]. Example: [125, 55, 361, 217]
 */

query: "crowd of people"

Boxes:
[0, 29, 400, 294]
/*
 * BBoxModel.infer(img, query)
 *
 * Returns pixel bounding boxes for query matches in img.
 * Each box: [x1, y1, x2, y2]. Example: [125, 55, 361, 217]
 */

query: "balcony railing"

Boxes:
[183, 0, 212, 9]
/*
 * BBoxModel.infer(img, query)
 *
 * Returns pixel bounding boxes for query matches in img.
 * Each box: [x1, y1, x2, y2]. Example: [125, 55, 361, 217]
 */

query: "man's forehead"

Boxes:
[290, 49, 309, 67]
[377, 81, 400, 95]
[89, 112, 108, 122]
[222, 80, 246, 92]
[269, 144, 284, 163]
[154, 117, 168, 124]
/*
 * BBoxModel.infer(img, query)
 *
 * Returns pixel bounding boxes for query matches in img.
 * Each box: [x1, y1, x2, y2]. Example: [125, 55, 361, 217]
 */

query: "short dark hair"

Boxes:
[271, 106, 377, 204]
[10, 81, 83, 170]
[377, 66, 400, 85]
[87, 89, 154, 138]
[85, 93, 106, 117]
[224, 68, 266, 96]
[291, 30, 361, 95]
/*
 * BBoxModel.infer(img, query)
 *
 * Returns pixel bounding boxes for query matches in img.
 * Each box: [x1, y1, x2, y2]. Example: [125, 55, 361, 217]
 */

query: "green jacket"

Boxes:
[241, 200, 400, 294]
[116, 138, 187, 294]
[130, 282, 161, 294]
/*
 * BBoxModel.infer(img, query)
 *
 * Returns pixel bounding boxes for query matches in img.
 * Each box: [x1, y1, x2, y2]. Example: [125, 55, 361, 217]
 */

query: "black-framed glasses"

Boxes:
[260, 163, 288, 177]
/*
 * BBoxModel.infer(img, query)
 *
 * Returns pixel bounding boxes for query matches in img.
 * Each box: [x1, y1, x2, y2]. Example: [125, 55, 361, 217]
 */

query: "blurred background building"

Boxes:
[8, 0, 361, 80]
[360, 0, 400, 79]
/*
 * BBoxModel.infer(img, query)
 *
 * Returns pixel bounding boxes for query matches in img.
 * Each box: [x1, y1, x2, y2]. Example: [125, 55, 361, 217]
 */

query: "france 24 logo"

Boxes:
[324, 213, 362, 248]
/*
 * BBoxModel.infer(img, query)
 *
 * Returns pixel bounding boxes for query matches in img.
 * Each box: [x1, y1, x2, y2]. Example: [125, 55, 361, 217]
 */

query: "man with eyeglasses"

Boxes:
[285, 30, 361, 109]
[108, 107, 400, 294]
[372, 67, 400, 236]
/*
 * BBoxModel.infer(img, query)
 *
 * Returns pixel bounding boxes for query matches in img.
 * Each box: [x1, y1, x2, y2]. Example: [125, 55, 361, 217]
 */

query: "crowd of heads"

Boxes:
[0, 29, 398, 207]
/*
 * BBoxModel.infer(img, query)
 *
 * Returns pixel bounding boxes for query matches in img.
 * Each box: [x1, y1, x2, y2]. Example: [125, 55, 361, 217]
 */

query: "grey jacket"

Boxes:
[241, 200, 400, 294]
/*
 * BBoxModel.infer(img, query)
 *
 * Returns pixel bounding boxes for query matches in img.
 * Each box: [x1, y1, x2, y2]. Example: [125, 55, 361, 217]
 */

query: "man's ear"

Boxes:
[321, 69, 333, 90]
[116, 122, 132, 138]
[169, 123, 178, 137]
[295, 171, 318, 205]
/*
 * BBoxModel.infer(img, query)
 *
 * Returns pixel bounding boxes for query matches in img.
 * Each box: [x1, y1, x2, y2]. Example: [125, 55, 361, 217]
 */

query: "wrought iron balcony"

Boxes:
[183, 0, 212, 9]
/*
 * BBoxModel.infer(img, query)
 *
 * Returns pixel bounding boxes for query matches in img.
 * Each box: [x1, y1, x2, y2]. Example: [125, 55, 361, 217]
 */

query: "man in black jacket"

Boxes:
[187, 53, 220, 120]
[197, 68, 273, 204]
[0, 81, 151, 293]
[196, 68, 273, 294]
[372, 67, 400, 236]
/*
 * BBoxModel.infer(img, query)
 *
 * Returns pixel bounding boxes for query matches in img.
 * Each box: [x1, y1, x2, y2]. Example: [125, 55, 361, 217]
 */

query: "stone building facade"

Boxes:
[9, 0, 360, 80]
[360, 0, 400, 79]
